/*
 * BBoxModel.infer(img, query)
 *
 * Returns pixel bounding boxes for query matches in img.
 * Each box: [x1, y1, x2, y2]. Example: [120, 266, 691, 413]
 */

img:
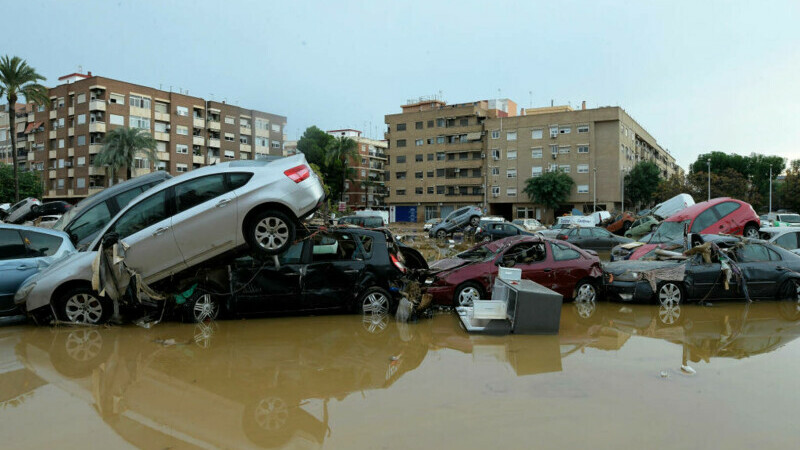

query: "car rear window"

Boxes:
[0, 229, 27, 260]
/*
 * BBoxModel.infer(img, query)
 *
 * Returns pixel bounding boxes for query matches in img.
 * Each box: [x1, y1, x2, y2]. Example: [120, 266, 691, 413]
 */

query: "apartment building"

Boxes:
[12, 71, 286, 201]
[327, 129, 388, 208]
[385, 98, 679, 223]
[0, 104, 28, 166]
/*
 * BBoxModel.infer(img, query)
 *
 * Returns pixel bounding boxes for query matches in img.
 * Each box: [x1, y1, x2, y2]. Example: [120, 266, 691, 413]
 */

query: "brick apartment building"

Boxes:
[0, 104, 28, 167]
[327, 129, 388, 208]
[10, 71, 286, 201]
[384, 98, 681, 223]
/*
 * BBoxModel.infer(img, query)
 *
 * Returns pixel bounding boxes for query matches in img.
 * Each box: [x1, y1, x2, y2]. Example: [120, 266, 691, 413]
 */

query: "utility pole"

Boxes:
[620, 168, 626, 212]
[706, 159, 711, 201]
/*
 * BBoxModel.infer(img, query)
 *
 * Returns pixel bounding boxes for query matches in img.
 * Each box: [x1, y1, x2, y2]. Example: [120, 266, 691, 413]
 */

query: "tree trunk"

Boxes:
[8, 98, 19, 202]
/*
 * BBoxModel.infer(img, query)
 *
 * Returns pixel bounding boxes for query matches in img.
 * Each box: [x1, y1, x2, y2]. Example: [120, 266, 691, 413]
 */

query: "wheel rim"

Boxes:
[253, 397, 289, 431]
[745, 227, 759, 238]
[254, 216, 290, 250]
[437, 230, 446, 239]
[64, 293, 104, 324]
[658, 283, 682, 306]
[192, 294, 219, 322]
[470, 217, 479, 226]
[362, 292, 390, 315]
[458, 286, 480, 306]
[64, 329, 103, 362]
[659, 303, 682, 325]
[575, 283, 596, 303]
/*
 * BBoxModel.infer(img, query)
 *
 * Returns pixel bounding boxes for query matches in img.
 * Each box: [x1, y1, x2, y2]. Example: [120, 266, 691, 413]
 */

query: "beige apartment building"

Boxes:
[12, 71, 286, 201]
[384, 98, 680, 223]
[327, 129, 388, 208]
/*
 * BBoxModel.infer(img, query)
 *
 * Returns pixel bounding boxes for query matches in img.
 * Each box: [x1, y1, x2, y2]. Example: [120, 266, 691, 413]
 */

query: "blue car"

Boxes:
[0, 224, 75, 317]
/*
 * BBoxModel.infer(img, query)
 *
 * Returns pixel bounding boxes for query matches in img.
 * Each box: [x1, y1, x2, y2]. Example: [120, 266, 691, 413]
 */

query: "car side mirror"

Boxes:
[101, 232, 119, 249]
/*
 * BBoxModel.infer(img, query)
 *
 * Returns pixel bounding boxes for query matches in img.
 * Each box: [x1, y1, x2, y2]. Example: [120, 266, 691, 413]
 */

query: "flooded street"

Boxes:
[3, 301, 800, 449]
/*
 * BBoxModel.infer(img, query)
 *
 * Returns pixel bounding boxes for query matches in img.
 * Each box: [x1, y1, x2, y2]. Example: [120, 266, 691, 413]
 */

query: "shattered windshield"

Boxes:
[647, 220, 689, 244]
[456, 243, 500, 261]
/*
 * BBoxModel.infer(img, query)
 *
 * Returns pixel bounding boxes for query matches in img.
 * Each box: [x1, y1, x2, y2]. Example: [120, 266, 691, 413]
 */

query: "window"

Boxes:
[134, 157, 149, 169]
[255, 136, 269, 147]
[491, 167, 500, 175]
[436, 168, 445, 177]
[436, 118, 445, 127]
[427, 120, 434, 128]
[549, 126, 558, 138]
[396, 171, 406, 179]
[77, 114, 86, 125]
[110, 114, 124, 126]
[691, 207, 718, 233]
[65, 202, 112, 244]
[491, 130, 499, 139]
[713, 201, 741, 219]
[58, 118, 65, 128]
[224, 133, 235, 142]
[577, 185, 589, 194]
[492, 148, 501, 160]
[176, 125, 189, 135]
[224, 116, 235, 125]
[559, 145, 570, 154]
[415, 154, 423, 162]
[155, 102, 168, 114]
[427, 153, 434, 161]
[255, 118, 269, 130]
[531, 166, 543, 177]
[551, 243, 581, 261]
[175, 175, 229, 213]
[0, 229, 28, 260]
[560, 164, 570, 173]
[436, 152, 445, 161]
[130, 115, 150, 130]
[76, 177, 86, 189]
[77, 135, 86, 146]
[775, 232, 800, 250]
[415, 121, 423, 129]
[507, 149, 517, 160]
[154, 122, 167, 133]
[396, 139, 406, 147]
[550, 145, 558, 157]
[559, 127, 571, 134]
[736, 244, 781, 263]
[427, 186, 434, 194]
[396, 155, 406, 163]
[506, 131, 517, 141]
[240, 135, 250, 144]
[460, 118, 469, 126]
[578, 125, 589, 133]
[577, 164, 589, 173]
[174, 106, 188, 116]
[507, 188, 517, 197]
[415, 187, 423, 194]
[176, 164, 188, 172]
[271, 123, 280, 133]
[77, 157, 86, 167]
[311, 232, 361, 262]
[415, 171, 423, 178]
[109, 93, 125, 105]
[396, 189, 406, 195]
[156, 141, 167, 152]
[176, 144, 189, 154]
[590, 228, 612, 238]
[577, 145, 589, 154]
[77, 93, 86, 104]
[532, 129, 543, 139]
[129, 95, 151, 109]
[436, 185, 445, 194]
[436, 136, 445, 144]
[58, 139, 65, 149]
[396, 123, 406, 131]
[531, 147, 542, 158]
[109, 190, 169, 239]
[427, 170, 434, 177]
[506, 168, 517, 178]
[414, 139, 424, 147]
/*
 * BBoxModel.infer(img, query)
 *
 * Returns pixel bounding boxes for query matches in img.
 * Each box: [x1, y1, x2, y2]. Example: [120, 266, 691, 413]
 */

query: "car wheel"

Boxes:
[573, 279, 598, 303]
[743, 224, 759, 239]
[656, 282, 684, 307]
[650, 224, 658, 232]
[183, 291, 221, 323]
[469, 215, 480, 227]
[454, 282, 483, 307]
[58, 287, 112, 325]
[31, 204, 40, 214]
[358, 287, 393, 315]
[247, 209, 296, 255]
[436, 229, 447, 239]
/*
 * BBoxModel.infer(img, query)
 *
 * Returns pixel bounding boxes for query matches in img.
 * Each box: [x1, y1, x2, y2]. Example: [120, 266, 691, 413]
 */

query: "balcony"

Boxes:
[154, 112, 170, 122]
[157, 151, 171, 161]
[27, 113, 34, 122]
[154, 131, 170, 141]
[68, 106, 74, 116]
[240, 143, 251, 153]
[49, 130, 57, 139]
[27, 152, 35, 160]
[207, 120, 221, 131]
[68, 148, 74, 157]
[192, 136, 205, 146]
[129, 106, 149, 117]
[193, 155, 205, 165]
[89, 122, 106, 133]
[255, 127, 269, 138]
[68, 127, 74, 136]
[239, 126, 251, 136]
[89, 100, 105, 111]
[49, 110, 57, 119]
[208, 138, 220, 148]
[89, 186, 104, 194]
[88, 166, 103, 175]
[89, 144, 103, 154]
[48, 170, 56, 179]
[191, 117, 204, 128]
[68, 168, 74, 177]
[48, 150, 57, 159]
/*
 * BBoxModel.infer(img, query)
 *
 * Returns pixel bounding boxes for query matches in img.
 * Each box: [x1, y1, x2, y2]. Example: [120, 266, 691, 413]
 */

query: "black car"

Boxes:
[337, 215, 386, 228]
[556, 226, 634, 251]
[180, 227, 427, 321]
[474, 221, 534, 242]
[19, 201, 73, 222]
[604, 239, 800, 306]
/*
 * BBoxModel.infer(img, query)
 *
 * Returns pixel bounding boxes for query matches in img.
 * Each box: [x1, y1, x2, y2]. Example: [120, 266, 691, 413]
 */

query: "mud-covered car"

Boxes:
[605, 212, 636, 235]
[603, 239, 800, 306]
[474, 221, 535, 242]
[555, 226, 634, 251]
[624, 216, 660, 239]
[426, 235, 602, 307]
[429, 206, 482, 238]
[1, 197, 42, 224]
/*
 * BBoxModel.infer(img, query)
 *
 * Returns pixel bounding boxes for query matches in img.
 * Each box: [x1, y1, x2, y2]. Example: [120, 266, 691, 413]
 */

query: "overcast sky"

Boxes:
[6, 0, 799, 170]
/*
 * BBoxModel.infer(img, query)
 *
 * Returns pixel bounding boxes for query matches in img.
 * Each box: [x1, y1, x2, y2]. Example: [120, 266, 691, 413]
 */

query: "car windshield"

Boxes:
[647, 220, 689, 244]
[456, 243, 500, 261]
[779, 214, 800, 223]
[52, 204, 80, 230]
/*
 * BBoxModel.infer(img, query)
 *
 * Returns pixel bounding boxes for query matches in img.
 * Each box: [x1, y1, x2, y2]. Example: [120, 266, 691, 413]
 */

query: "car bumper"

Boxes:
[288, 176, 326, 219]
[603, 280, 654, 302]
[424, 285, 455, 306]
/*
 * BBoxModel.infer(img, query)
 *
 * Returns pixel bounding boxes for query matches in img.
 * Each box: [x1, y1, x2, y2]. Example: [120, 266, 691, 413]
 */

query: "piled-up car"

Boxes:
[428, 206, 483, 238]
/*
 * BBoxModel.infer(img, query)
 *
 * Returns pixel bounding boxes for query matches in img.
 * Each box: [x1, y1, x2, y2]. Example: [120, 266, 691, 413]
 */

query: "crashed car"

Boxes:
[759, 227, 800, 253]
[1, 197, 42, 224]
[475, 221, 536, 242]
[429, 206, 482, 238]
[15, 155, 325, 324]
[604, 238, 800, 306]
[605, 212, 636, 235]
[512, 218, 546, 232]
[555, 226, 634, 251]
[624, 215, 660, 239]
[426, 235, 602, 307]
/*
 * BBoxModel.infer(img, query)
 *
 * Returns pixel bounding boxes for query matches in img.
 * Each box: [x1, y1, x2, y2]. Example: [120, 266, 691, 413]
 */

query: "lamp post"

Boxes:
[593, 167, 597, 212]
[769, 164, 773, 213]
[620, 167, 628, 212]
[706, 159, 711, 201]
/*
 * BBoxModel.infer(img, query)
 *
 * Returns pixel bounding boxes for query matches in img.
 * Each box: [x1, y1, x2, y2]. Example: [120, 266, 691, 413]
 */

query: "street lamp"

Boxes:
[769, 164, 773, 213]
[621, 167, 628, 212]
[706, 159, 711, 201]
[593, 167, 597, 212]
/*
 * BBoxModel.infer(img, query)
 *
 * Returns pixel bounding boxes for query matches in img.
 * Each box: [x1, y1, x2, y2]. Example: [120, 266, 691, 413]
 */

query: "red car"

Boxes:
[426, 235, 602, 307]
[611, 197, 760, 261]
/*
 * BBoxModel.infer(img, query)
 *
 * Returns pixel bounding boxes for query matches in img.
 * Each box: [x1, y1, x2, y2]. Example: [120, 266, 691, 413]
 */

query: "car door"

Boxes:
[503, 224, 520, 238]
[549, 242, 586, 298]
[590, 227, 617, 250]
[735, 244, 783, 299]
[691, 206, 721, 234]
[0, 229, 36, 313]
[685, 256, 733, 300]
[712, 201, 742, 233]
[303, 231, 365, 310]
[774, 232, 800, 252]
[106, 189, 184, 282]
[569, 228, 593, 249]
[233, 241, 306, 314]
[170, 174, 239, 266]
[501, 242, 553, 288]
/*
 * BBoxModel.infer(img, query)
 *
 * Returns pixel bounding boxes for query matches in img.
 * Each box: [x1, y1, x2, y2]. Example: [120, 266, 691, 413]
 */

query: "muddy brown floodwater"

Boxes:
[3, 301, 800, 449]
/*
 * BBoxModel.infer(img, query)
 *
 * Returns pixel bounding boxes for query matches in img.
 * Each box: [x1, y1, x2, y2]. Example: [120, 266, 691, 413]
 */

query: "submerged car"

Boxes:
[1, 225, 75, 317]
[15, 155, 326, 324]
[556, 226, 634, 251]
[429, 206, 482, 238]
[604, 239, 800, 306]
[475, 221, 535, 242]
[1, 197, 42, 224]
[426, 235, 602, 307]
[624, 216, 660, 239]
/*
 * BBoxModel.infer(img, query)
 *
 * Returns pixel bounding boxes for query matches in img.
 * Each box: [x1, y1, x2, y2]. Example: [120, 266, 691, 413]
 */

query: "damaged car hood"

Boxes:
[428, 257, 473, 272]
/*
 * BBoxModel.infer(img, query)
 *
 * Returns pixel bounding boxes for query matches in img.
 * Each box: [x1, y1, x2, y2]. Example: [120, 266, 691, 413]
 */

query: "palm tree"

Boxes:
[94, 127, 158, 186]
[326, 136, 358, 202]
[0, 56, 49, 202]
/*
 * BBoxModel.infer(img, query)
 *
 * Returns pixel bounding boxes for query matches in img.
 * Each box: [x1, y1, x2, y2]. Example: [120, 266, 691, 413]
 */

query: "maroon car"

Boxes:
[426, 235, 603, 307]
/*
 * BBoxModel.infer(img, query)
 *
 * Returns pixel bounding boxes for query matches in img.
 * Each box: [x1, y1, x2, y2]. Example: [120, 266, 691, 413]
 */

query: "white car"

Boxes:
[15, 154, 325, 324]
[512, 218, 545, 232]
[1, 198, 42, 224]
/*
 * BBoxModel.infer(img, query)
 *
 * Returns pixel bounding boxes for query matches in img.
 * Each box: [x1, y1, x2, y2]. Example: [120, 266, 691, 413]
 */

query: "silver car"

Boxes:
[15, 154, 325, 324]
[759, 227, 800, 253]
[1, 198, 42, 224]
[428, 206, 482, 238]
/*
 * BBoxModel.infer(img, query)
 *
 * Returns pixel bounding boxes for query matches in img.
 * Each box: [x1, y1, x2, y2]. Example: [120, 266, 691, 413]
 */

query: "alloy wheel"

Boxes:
[254, 216, 290, 250]
[64, 293, 104, 324]
[192, 294, 219, 322]
[253, 397, 289, 431]
[362, 292, 390, 315]
[658, 283, 682, 307]
[458, 287, 480, 307]
[575, 283, 597, 303]
[744, 227, 759, 239]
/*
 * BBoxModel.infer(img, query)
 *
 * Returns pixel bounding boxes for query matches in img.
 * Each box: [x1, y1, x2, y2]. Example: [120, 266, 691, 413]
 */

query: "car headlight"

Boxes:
[615, 271, 641, 282]
[14, 282, 36, 302]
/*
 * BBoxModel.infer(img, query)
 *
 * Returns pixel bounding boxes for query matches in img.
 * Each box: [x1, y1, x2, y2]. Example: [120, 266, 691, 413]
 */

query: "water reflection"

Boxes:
[3, 300, 800, 448]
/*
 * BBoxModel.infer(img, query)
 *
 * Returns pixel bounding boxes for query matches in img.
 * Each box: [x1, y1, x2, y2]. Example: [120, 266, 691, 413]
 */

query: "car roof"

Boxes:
[0, 223, 72, 239]
[666, 197, 734, 222]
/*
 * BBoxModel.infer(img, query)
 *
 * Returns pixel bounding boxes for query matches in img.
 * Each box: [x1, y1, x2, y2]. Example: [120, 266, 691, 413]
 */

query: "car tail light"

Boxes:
[556, 234, 568, 240]
[390, 253, 407, 273]
[284, 165, 310, 183]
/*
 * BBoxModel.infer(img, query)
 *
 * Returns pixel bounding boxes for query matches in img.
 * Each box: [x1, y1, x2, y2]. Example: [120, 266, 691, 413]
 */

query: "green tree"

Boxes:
[778, 160, 800, 213]
[655, 173, 690, 203]
[523, 171, 575, 212]
[325, 136, 358, 202]
[688, 152, 785, 210]
[296, 126, 333, 167]
[0, 163, 43, 203]
[0, 56, 49, 202]
[624, 161, 662, 209]
[93, 127, 158, 185]
[687, 168, 761, 206]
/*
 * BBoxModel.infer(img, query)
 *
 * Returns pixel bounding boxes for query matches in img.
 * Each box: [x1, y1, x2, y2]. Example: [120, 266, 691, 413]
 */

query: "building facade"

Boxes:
[11, 71, 286, 201]
[327, 129, 388, 209]
[384, 99, 680, 223]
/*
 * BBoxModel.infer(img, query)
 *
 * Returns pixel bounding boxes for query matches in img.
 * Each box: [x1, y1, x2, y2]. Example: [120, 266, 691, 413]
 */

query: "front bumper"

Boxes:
[603, 279, 654, 302]
[425, 285, 455, 306]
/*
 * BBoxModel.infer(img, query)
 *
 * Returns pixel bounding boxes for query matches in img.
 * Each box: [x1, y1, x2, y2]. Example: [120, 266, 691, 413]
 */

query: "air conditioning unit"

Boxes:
[552, 153, 557, 159]
[165, 125, 171, 131]
[454, 168, 460, 173]
[481, 153, 486, 159]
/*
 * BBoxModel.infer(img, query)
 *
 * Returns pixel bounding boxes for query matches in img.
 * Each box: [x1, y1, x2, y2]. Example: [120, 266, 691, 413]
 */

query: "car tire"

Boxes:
[573, 279, 598, 303]
[656, 281, 684, 308]
[31, 204, 40, 214]
[358, 287, 394, 315]
[182, 289, 222, 323]
[650, 224, 658, 232]
[454, 281, 484, 307]
[743, 224, 759, 239]
[469, 215, 480, 227]
[436, 229, 447, 239]
[246, 209, 296, 255]
[57, 287, 112, 325]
